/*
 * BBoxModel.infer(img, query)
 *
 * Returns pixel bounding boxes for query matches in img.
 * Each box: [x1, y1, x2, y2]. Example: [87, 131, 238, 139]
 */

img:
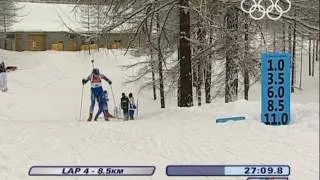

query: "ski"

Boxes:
[97, 117, 125, 121]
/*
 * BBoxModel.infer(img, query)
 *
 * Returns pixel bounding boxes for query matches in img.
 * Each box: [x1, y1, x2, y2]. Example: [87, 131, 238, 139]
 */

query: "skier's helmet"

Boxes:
[92, 68, 99, 75]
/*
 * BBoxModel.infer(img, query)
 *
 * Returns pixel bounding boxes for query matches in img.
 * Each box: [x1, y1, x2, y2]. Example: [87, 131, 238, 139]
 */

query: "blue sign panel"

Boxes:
[261, 52, 291, 125]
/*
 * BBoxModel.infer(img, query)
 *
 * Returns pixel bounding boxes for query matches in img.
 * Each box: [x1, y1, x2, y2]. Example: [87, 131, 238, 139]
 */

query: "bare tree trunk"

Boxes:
[203, 0, 211, 104]
[204, 58, 212, 103]
[273, 26, 276, 52]
[3, 15, 7, 50]
[158, 50, 165, 108]
[299, 37, 303, 89]
[146, 8, 157, 101]
[244, 19, 250, 100]
[156, 11, 165, 108]
[178, 0, 193, 107]
[150, 52, 157, 100]
[316, 38, 319, 61]
[177, 76, 181, 106]
[225, 7, 239, 103]
[97, 4, 100, 50]
[192, 53, 197, 87]
[196, 24, 205, 106]
[312, 39, 315, 76]
[282, 22, 286, 51]
[87, 3, 91, 55]
[204, 23, 212, 104]
[196, 60, 202, 106]
[288, 24, 292, 53]
[309, 37, 312, 76]
[291, 19, 296, 93]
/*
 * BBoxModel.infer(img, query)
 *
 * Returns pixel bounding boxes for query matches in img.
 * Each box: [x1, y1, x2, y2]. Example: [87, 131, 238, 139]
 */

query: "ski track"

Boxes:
[1, 108, 319, 180]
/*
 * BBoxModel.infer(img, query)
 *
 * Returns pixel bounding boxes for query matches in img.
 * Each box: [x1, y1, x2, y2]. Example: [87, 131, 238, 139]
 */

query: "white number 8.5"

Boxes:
[241, 0, 291, 20]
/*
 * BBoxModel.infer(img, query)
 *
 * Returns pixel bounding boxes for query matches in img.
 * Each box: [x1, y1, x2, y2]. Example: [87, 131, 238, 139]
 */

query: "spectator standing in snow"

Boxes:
[0, 61, 8, 92]
[82, 68, 112, 121]
[128, 93, 136, 120]
[120, 93, 129, 120]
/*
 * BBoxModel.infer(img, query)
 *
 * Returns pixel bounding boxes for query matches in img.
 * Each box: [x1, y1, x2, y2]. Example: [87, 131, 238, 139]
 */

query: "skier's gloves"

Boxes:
[108, 80, 112, 85]
[82, 79, 86, 85]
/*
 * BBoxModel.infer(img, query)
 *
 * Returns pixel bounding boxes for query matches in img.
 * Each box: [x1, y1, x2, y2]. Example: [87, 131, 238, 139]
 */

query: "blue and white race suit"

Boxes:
[83, 73, 112, 113]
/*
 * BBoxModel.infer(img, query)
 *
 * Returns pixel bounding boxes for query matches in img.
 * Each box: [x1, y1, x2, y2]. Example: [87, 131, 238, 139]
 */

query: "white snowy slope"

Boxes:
[0, 49, 318, 180]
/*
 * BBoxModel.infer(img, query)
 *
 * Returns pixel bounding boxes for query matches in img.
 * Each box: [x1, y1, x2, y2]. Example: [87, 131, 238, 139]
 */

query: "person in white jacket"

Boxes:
[0, 61, 8, 92]
[128, 93, 136, 120]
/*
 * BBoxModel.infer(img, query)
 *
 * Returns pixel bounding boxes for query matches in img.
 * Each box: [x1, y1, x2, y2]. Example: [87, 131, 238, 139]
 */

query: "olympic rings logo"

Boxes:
[240, 0, 291, 20]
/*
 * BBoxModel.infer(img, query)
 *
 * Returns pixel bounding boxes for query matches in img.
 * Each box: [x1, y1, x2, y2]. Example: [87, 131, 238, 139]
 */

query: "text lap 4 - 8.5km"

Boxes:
[261, 52, 291, 126]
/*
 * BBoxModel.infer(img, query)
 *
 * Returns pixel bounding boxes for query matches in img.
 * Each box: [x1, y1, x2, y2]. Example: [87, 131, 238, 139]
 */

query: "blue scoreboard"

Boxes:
[261, 52, 291, 125]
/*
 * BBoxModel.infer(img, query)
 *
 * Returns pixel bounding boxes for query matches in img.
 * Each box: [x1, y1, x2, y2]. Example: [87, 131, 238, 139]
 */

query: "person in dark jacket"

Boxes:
[120, 93, 129, 120]
[0, 61, 8, 92]
[0, 62, 5, 72]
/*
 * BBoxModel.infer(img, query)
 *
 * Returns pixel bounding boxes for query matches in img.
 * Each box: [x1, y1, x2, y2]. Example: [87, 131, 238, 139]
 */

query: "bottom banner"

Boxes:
[247, 177, 288, 180]
[28, 166, 155, 176]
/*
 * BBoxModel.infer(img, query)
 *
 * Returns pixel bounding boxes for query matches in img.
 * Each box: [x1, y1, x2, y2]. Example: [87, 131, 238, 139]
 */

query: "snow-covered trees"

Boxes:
[0, 0, 21, 49]
[75, 0, 319, 108]
[73, 1, 108, 44]
[281, 0, 319, 90]
[224, 6, 239, 103]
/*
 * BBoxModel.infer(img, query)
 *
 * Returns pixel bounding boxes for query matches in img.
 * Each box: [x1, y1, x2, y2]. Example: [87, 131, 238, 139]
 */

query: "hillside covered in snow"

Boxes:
[0, 48, 318, 180]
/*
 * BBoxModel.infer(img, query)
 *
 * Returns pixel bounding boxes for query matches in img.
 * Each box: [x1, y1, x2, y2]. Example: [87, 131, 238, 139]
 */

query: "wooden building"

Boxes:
[2, 31, 81, 51]
[0, 2, 136, 51]
[1, 31, 135, 51]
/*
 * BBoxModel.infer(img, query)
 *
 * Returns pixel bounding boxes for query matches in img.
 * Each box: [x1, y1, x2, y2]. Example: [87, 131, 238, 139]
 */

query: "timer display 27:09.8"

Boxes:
[244, 166, 285, 176]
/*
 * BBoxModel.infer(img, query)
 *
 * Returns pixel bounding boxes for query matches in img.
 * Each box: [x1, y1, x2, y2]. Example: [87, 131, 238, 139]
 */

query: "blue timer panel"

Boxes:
[166, 165, 290, 176]
[261, 52, 291, 125]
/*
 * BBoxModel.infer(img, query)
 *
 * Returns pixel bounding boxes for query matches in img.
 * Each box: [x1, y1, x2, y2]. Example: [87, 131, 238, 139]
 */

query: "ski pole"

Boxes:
[91, 59, 95, 69]
[110, 85, 119, 120]
[136, 98, 139, 117]
[136, 88, 142, 117]
[79, 85, 84, 121]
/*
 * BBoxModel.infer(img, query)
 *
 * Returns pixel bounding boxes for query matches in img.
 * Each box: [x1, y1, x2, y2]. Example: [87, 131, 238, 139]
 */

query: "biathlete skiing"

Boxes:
[82, 68, 112, 121]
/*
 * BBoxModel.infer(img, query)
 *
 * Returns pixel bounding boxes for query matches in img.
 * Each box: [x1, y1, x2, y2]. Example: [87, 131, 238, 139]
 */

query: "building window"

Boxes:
[6, 34, 15, 39]
[67, 33, 75, 39]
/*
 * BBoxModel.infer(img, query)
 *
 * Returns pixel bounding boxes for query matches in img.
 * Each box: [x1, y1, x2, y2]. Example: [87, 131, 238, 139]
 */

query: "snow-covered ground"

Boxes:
[0, 49, 318, 180]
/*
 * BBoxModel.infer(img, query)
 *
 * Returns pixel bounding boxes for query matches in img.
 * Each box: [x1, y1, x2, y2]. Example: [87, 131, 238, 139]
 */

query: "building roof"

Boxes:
[10, 2, 131, 33]
[10, 2, 80, 32]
